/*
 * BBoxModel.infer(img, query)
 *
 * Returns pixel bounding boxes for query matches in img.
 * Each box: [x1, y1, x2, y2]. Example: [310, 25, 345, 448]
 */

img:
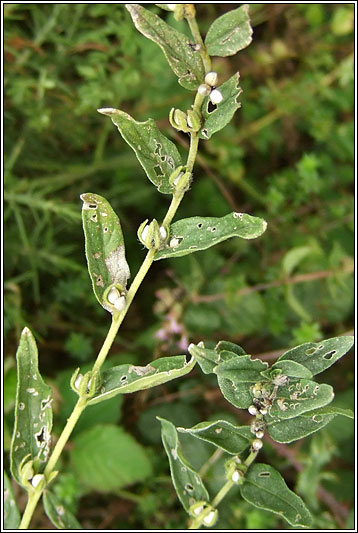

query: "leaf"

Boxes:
[217, 375, 253, 409]
[282, 245, 313, 276]
[126, 4, 205, 90]
[10, 328, 53, 487]
[43, 491, 82, 529]
[177, 420, 253, 455]
[215, 340, 246, 357]
[98, 108, 182, 194]
[266, 410, 336, 444]
[215, 354, 269, 383]
[199, 73, 242, 140]
[155, 212, 267, 260]
[188, 342, 237, 375]
[268, 360, 313, 379]
[277, 336, 354, 376]
[205, 5, 253, 57]
[268, 380, 334, 420]
[71, 425, 152, 492]
[81, 193, 130, 314]
[88, 355, 196, 405]
[240, 463, 312, 528]
[4, 471, 20, 529]
[158, 417, 209, 513]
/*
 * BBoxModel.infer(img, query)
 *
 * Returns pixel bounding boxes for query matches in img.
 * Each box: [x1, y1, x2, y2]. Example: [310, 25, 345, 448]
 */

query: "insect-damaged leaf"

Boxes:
[199, 73, 242, 140]
[178, 420, 253, 455]
[98, 108, 182, 194]
[43, 491, 82, 529]
[155, 212, 267, 260]
[81, 193, 130, 314]
[10, 328, 53, 488]
[4, 471, 20, 529]
[277, 336, 354, 376]
[266, 405, 353, 444]
[126, 4, 205, 90]
[205, 5, 253, 57]
[158, 417, 209, 513]
[88, 355, 196, 405]
[240, 464, 312, 528]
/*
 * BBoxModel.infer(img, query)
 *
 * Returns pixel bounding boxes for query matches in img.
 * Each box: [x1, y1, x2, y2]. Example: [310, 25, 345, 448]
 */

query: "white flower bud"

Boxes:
[198, 83, 211, 96]
[107, 287, 121, 305]
[159, 226, 167, 240]
[31, 474, 45, 488]
[231, 470, 243, 484]
[255, 430, 264, 439]
[248, 405, 258, 416]
[252, 438, 263, 451]
[193, 505, 204, 516]
[259, 407, 268, 416]
[209, 89, 223, 105]
[141, 225, 149, 242]
[205, 71, 218, 87]
[113, 296, 126, 311]
[74, 373, 83, 391]
[170, 237, 180, 248]
[203, 510, 218, 526]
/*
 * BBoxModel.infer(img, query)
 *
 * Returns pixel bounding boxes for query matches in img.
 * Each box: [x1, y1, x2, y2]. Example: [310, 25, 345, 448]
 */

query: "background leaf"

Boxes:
[43, 490, 82, 529]
[4, 471, 20, 529]
[10, 327, 52, 487]
[155, 212, 267, 260]
[240, 463, 312, 527]
[205, 5, 253, 57]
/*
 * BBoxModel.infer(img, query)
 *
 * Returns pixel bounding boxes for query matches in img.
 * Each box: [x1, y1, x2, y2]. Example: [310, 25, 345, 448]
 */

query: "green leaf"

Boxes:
[215, 340, 246, 357]
[4, 471, 20, 529]
[158, 417, 209, 513]
[205, 5, 253, 57]
[126, 4, 205, 90]
[268, 360, 313, 379]
[268, 380, 334, 420]
[10, 328, 53, 487]
[188, 342, 237, 374]
[155, 212, 267, 260]
[215, 354, 269, 383]
[88, 355, 196, 405]
[266, 410, 336, 443]
[71, 425, 152, 492]
[240, 463, 312, 528]
[199, 73, 242, 140]
[177, 420, 253, 455]
[98, 108, 182, 194]
[217, 375, 253, 409]
[314, 405, 354, 419]
[81, 193, 130, 314]
[277, 336, 354, 376]
[43, 491, 82, 529]
[282, 245, 313, 276]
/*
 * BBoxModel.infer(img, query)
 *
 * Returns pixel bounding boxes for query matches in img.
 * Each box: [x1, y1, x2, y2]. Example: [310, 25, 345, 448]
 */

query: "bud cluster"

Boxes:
[197, 71, 224, 106]
[138, 219, 168, 250]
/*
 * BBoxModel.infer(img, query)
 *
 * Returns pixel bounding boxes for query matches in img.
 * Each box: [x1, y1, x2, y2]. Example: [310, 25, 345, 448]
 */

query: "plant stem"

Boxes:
[18, 490, 43, 530]
[186, 14, 211, 73]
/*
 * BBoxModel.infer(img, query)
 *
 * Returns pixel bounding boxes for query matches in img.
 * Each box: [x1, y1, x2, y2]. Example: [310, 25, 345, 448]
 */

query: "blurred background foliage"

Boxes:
[4, 3, 354, 530]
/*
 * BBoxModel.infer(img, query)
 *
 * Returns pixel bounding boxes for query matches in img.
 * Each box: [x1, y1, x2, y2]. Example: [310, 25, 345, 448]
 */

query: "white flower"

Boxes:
[205, 71, 218, 87]
[209, 89, 223, 104]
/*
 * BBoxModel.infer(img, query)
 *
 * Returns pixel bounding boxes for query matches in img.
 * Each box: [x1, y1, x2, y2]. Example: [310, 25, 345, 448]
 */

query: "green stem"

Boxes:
[19, 490, 43, 530]
[186, 14, 211, 73]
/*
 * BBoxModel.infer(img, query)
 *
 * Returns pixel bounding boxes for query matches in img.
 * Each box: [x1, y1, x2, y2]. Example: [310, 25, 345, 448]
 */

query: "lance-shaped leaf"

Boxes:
[199, 73, 242, 140]
[240, 463, 312, 528]
[158, 417, 209, 512]
[277, 336, 354, 376]
[269, 380, 334, 420]
[205, 5, 253, 57]
[98, 108, 182, 194]
[178, 420, 253, 455]
[266, 360, 313, 379]
[126, 4, 205, 90]
[266, 404, 354, 443]
[43, 491, 81, 530]
[4, 471, 20, 529]
[155, 212, 267, 260]
[10, 328, 53, 487]
[88, 355, 196, 405]
[81, 193, 130, 314]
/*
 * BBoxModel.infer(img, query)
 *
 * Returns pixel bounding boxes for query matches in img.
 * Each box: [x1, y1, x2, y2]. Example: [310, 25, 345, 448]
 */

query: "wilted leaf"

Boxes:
[4, 471, 20, 529]
[199, 73, 242, 140]
[205, 5, 253, 57]
[158, 417, 209, 512]
[43, 491, 81, 529]
[81, 193, 130, 314]
[277, 336, 354, 376]
[71, 425, 152, 492]
[178, 420, 252, 455]
[240, 463, 312, 527]
[88, 355, 196, 405]
[126, 4, 204, 89]
[155, 212, 267, 260]
[11, 328, 53, 487]
[98, 108, 182, 194]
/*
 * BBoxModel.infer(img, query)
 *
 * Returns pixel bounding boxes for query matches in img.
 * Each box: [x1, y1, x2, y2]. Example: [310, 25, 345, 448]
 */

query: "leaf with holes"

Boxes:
[98, 108, 182, 194]
[240, 463, 312, 527]
[10, 328, 53, 488]
[268, 380, 334, 420]
[81, 193, 130, 314]
[126, 4, 205, 90]
[177, 420, 253, 455]
[266, 404, 353, 443]
[277, 336, 354, 376]
[205, 5, 253, 57]
[199, 73, 242, 140]
[43, 491, 81, 529]
[158, 417, 209, 513]
[155, 212, 267, 260]
[4, 471, 20, 529]
[88, 355, 196, 405]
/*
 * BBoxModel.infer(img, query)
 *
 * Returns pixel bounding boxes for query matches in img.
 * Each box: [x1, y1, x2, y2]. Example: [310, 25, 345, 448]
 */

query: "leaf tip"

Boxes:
[21, 326, 32, 337]
[97, 107, 117, 116]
